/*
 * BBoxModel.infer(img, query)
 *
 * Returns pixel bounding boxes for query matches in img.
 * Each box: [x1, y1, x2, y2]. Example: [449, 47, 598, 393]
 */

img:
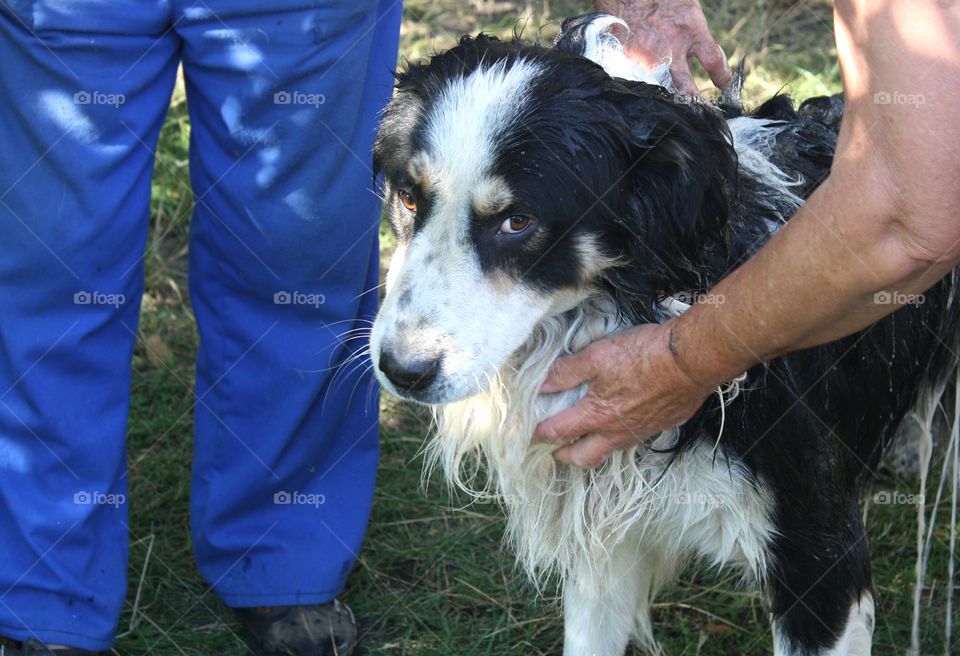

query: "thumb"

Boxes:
[539, 347, 597, 394]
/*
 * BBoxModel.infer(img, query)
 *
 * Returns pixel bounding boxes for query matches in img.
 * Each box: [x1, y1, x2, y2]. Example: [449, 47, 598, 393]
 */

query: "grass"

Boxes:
[34, 1, 956, 654]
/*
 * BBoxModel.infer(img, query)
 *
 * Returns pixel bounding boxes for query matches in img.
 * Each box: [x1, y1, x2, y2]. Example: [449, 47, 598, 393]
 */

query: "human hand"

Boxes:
[597, 0, 731, 94]
[532, 321, 716, 468]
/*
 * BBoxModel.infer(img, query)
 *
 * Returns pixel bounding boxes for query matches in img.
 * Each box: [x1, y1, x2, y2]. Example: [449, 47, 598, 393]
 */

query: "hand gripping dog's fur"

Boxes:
[371, 14, 960, 656]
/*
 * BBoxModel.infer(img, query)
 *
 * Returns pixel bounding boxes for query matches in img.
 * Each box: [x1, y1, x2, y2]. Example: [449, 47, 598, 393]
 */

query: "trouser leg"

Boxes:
[0, 2, 179, 648]
[175, 0, 401, 606]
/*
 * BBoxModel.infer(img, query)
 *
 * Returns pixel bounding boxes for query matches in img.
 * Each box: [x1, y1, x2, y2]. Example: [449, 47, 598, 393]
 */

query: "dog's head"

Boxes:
[371, 30, 736, 405]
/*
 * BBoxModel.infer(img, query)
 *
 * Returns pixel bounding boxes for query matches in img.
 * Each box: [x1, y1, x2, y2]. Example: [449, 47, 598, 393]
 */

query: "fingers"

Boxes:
[692, 40, 731, 90]
[670, 39, 730, 95]
[552, 432, 643, 469]
[669, 59, 700, 95]
[552, 434, 610, 469]
[533, 399, 596, 445]
[539, 346, 597, 394]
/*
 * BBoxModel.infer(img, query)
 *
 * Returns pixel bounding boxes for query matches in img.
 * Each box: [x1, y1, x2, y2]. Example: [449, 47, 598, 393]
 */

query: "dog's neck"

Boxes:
[424, 293, 686, 584]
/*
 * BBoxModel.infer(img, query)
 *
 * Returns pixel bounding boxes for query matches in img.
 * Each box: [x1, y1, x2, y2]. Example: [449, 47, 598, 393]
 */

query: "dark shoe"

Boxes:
[235, 601, 357, 656]
[1, 640, 98, 655]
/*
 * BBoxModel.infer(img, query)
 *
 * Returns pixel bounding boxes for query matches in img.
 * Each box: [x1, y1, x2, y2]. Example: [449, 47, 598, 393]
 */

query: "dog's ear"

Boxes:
[373, 86, 418, 184]
[594, 82, 738, 305]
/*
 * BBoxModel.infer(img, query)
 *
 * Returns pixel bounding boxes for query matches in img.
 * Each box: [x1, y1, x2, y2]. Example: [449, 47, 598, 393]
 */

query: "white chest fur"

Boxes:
[426, 297, 777, 653]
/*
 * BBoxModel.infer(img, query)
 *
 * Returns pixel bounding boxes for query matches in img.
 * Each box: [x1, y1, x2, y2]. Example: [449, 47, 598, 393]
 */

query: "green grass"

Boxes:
[70, 1, 958, 654]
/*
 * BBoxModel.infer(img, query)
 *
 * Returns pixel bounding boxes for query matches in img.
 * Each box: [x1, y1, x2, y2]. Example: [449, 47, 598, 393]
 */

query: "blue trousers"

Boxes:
[0, 0, 400, 649]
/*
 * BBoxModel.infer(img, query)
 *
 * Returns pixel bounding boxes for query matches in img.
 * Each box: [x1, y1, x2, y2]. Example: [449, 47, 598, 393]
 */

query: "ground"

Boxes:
[49, 1, 959, 654]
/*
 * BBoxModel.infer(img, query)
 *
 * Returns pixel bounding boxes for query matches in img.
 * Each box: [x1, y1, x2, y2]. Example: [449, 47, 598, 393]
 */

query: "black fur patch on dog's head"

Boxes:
[375, 34, 738, 324]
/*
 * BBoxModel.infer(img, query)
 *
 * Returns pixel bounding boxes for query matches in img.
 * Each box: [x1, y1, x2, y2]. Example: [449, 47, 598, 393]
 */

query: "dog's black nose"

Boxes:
[378, 349, 441, 393]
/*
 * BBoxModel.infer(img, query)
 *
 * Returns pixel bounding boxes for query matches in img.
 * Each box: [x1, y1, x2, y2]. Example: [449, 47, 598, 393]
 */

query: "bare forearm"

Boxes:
[671, 0, 960, 385]
[671, 174, 959, 385]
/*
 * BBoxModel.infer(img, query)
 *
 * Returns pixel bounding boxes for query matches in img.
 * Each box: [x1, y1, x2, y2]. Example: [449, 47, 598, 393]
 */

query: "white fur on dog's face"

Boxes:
[373, 212, 580, 403]
[371, 60, 589, 404]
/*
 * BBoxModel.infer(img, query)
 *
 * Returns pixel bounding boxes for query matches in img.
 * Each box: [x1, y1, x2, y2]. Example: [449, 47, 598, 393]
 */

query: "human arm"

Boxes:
[536, 0, 960, 468]
[597, 0, 732, 93]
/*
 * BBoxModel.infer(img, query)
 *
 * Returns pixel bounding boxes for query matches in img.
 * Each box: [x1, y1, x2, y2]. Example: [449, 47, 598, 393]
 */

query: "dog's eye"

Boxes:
[498, 215, 532, 235]
[398, 189, 417, 212]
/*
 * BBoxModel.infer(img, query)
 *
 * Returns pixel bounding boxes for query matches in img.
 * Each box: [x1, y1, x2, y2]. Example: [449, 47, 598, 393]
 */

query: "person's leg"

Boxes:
[0, 3, 179, 650]
[177, 0, 401, 606]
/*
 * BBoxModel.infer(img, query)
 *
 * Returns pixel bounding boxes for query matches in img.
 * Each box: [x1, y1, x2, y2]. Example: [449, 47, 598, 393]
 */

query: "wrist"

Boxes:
[666, 315, 751, 389]
[663, 320, 721, 391]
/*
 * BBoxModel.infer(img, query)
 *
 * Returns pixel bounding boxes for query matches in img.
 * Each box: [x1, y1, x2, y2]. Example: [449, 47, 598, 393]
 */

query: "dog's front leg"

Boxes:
[562, 558, 641, 656]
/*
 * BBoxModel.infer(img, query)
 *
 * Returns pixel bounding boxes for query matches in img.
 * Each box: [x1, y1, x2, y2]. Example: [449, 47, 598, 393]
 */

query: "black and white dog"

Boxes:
[370, 14, 959, 656]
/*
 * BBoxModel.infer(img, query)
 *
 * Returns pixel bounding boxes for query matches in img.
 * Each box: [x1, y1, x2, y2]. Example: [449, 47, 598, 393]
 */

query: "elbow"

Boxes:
[889, 207, 960, 268]
[877, 162, 960, 270]
[857, 164, 960, 277]
[877, 209, 960, 289]
[816, 149, 960, 289]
